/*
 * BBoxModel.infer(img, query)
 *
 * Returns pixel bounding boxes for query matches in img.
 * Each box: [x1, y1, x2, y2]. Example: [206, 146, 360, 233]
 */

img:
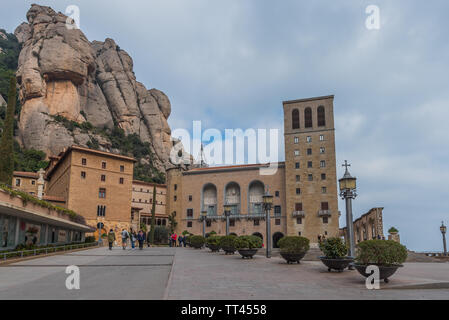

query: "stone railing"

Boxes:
[317, 210, 332, 217]
[292, 211, 305, 217]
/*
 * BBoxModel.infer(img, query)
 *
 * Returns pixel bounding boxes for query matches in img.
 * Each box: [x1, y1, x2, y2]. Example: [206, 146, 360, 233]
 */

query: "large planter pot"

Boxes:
[280, 251, 307, 264]
[320, 257, 354, 272]
[238, 249, 258, 259]
[222, 246, 236, 255]
[354, 264, 403, 283]
[191, 243, 204, 249]
[208, 244, 220, 252]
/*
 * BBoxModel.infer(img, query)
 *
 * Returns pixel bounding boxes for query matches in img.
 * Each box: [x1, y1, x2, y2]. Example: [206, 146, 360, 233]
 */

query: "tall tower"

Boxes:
[283, 95, 339, 246]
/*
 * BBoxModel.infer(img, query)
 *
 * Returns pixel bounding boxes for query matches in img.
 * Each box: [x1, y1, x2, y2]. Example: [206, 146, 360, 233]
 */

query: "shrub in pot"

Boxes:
[234, 235, 262, 259]
[206, 235, 222, 252]
[219, 235, 237, 254]
[354, 240, 407, 283]
[278, 236, 310, 264]
[319, 237, 353, 272]
[190, 235, 206, 249]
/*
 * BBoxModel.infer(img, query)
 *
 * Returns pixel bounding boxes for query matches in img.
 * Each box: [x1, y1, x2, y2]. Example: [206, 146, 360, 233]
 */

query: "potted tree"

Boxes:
[190, 235, 206, 249]
[354, 240, 408, 283]
[206, 235, 222, 252]
[319, 237, 354, 272]
[278, 236, 310, 264]
[219, 235, 237, 255]
[234, 235, 262, 259]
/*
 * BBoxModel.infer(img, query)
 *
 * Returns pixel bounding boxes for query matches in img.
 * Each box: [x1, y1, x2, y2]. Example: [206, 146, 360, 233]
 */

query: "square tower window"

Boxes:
[320, 147, 325, 154]
[81, 158, 87, 165]
[296, 217, 302, 225]
[296, 188, 301, 195]
[294, 150, 300, 156]
[294, 137, 299, 144]
[320, 160, 326, 168]
[321, 173, 326, 180]
[319, 135, 324, 141]
[307, 161, 312, 168]
[295, 162, 300, 169]
[306, 136, 312, 143]
[102, 162, 107, 169]
[307, 148, 312, 155]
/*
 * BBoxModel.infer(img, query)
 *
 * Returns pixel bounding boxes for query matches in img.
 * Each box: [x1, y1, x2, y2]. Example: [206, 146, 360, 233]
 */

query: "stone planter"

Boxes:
[222, 246, 235, 255]
[191, 243, 204, 249]
[238, 249, 258, 259]
[280, 251, 307, 264]
[320, 257, 354, 272]
[354, 264, 403, 283]
[208, 244, 220, 252]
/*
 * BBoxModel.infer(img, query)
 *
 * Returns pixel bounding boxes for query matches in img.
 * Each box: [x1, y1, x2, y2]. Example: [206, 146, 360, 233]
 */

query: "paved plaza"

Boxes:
[0, 246, 448, 299]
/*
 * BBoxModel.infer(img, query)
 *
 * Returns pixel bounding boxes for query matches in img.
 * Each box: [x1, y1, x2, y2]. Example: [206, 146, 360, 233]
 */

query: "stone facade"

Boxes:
[166, 96, 341, 248]
[12, 171, 39, 196]
[132, 180, 168, 230]
[340, 207, 385, 244]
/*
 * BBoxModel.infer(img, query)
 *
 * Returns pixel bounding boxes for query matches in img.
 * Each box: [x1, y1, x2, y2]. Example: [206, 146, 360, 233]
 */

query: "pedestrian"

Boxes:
[178, 235, 183, 247]
[137, 230, 145, 250]
[121, 229, 129, 250]
[107, 229, 115, 250]
[147, 231, 151, 247]
[169, 233, 172, 247]
[131, 230, 137, 250]
[171, 233, 178, 247]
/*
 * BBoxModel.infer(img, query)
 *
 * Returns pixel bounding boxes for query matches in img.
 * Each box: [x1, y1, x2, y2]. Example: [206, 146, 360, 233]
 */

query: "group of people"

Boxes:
[169, 233, 187, 247]
[107, 228, 148, 250]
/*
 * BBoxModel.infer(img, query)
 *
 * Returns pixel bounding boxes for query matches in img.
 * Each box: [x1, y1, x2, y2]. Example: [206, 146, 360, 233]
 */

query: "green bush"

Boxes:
[190, 235, 206, 248]
[206, 235, 221, 246]
[219, 235, 237, 249]
[278, 236, 310, 254]
[388, 227, 399, 233]
[153, 226, 169, 244]
[234, 235, 262, 250]
[319, 237, 348, 258]
[356, 240, 407, 266]
[85, 236, 96, 243]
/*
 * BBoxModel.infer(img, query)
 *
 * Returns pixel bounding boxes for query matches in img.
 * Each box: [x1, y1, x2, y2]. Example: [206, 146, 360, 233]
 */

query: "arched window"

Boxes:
[304, 107, 312, 128]
[292, 109, 300, 129]
[317, 106, 325, 127]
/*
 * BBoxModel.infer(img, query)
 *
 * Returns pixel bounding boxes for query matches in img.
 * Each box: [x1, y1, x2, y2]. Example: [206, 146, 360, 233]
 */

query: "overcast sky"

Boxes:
[2, 1, 448, 251]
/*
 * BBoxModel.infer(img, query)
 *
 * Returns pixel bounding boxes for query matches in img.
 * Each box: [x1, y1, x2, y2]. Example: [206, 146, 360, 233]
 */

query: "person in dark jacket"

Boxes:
[107, 229, 116, 250]
[137, 230, 145, 250]
[178, 235, 183, 247]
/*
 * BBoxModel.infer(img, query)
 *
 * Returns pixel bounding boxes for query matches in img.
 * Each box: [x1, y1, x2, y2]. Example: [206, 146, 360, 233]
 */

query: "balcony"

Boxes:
[317, 210, 332, 217]
[246, 213, 266, 220]
[292, 211, 305, 218]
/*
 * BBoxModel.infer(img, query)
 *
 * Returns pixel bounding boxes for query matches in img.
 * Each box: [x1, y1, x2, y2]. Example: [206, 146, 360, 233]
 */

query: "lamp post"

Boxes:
[440, 221, 447, 256]
[263, 187, 274, 258]
[339, 160, 357, 268]
[224, 205, 232, 236]
[201, 210, 207, 238]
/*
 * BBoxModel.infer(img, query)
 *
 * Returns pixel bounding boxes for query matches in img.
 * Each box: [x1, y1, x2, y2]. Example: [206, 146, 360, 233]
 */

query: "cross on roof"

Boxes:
[342, 160, 351, 170]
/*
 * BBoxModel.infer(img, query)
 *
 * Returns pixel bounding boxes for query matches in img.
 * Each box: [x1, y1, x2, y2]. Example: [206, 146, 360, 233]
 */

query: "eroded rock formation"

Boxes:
[15, 4, 178, 171]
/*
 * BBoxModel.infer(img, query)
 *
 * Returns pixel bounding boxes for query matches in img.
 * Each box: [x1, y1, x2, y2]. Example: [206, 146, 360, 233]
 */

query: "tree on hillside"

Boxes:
[149, 185, 157, 244]
[0, 77, 16, 184]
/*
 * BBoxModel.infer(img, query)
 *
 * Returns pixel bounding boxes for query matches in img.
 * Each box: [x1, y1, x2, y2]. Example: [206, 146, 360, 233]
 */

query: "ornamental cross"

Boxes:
[342, 160, 351, 170]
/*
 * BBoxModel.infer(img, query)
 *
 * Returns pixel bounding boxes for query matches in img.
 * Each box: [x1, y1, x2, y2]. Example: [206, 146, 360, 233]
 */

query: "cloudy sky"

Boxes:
[2, 1, 448, 251]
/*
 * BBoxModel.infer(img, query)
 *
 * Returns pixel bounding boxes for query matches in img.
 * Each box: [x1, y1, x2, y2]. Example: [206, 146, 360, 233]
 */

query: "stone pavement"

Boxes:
[165, 247, 449, 300]
[0, 246, 175, 300]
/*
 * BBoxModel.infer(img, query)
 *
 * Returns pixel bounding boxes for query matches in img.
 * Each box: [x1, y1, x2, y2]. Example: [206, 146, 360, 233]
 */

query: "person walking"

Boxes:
[131, 230, 137, 250]
[137, 230, 145, 250]
[178, 235, 183, 247]
[169, 233, 172, 247]
[172, 233, 178, 247]
[121, 229, 129, 250]
[107, 229, 116, 250]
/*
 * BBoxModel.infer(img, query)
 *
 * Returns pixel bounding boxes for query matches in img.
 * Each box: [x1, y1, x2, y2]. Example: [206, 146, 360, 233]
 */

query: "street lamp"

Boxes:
[263, 187, 274, 258]
[224, 204, 232, 236]
[201, 210, 207, 238]
[339, 160, 357, 268]
[440, 221, 447, 256]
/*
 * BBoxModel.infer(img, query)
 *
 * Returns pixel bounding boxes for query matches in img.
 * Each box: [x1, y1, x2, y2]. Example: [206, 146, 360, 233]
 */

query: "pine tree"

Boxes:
[149, 185, 157, 244]
[0, 77, 16, 184]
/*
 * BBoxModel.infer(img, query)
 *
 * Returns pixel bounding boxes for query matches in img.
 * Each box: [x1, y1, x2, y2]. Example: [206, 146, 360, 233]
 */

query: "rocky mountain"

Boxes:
[13, 4, 183, 175]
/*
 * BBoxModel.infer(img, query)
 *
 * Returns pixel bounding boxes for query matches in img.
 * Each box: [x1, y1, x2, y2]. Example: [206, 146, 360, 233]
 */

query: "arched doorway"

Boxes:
[272, 232, 284, 248]
[202, 183, 217, 216]
[229, 232, 238, 236]
[252, 232, 263, 241]
[224, 182, 241, 214]
[248, 180, 264, 214]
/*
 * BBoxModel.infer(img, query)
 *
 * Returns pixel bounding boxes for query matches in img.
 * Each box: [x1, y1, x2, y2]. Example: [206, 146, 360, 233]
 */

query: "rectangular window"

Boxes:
[320, 147, 325, 154]
[298, 231, 302, 236]
[294, 137, 299, 144]
[306, 136, 312, 143]
[275, 191, 280, 197]
[229, 219, 235, 227]
[187, 221, 192, 228]
[101, 175, 106, 182]
[321, 202, 329, 210]
[120, 165, 124, 172]
[319, 135, 324, 141]
[187, 209, 193, 217]
[15, 179, 21, 186]
[296, 217, 302, 224]
[295, 203, 303, 211]
[206, 220, 212, 227]
[97, 205, 106, 217]
[307, 148, 312, 155]
[321, 173, 326, 180]
[174, 184, 177, 191]
[254, 220, 259, 226]
[307, 161, 312, 168]
[31, 180, 35, 185]
[323, 216, 328, 224]
[82, 158, 87, 165]
[295, 175, 300, 182]
[102, 162, 106, 169]
[308, 174, 313, 181]
[295, 162, 300, 169]
[321, 187, 327, 194]
[274, 206, 281, 216]
[99, 188, 106, 198]
[189, 195, 192, 201]
[296, 188, 301, 195]
[275, 219, 281, 225]
[81, 171, 86, 179]
[320, 160, 326, 168]
[174, 195, 177, 202]
[119, 177, 124, 184]
[294, 150, 300, 156]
